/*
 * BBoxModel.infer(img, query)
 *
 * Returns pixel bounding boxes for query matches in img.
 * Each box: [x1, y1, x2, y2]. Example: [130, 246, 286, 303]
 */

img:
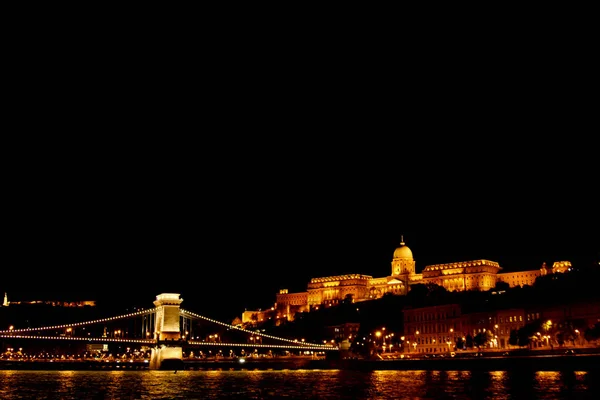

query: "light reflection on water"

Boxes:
[0, 369, 598, 399]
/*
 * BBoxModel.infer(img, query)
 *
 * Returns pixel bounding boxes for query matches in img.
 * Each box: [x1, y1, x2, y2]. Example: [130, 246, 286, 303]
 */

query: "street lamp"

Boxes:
[375, 331, 382, 352]
[400, 336, 405, 353]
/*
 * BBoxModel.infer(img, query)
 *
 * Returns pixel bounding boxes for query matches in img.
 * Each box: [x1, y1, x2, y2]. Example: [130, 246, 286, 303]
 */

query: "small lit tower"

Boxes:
[149, 293, 184, 370]
[153, 293, 183, 341]
[3, 293, 8, 307]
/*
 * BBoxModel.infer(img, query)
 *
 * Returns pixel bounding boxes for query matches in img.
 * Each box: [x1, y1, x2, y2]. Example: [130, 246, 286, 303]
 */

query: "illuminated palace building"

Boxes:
[243, 238, 571, 324]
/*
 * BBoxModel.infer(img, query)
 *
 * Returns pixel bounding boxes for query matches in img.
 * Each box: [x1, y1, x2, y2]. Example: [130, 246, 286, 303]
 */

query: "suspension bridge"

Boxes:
[0, 293, 338, 369]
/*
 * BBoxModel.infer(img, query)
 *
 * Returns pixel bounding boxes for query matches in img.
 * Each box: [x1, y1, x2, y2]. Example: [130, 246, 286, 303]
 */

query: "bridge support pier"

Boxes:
[150, 345, 184, 370]
[149, 293, 184, 370]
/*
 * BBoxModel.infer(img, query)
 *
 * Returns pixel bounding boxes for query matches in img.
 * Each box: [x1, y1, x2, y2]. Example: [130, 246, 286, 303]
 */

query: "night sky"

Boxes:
[3, 141, 598, 323]
[3, 32, 598, 324]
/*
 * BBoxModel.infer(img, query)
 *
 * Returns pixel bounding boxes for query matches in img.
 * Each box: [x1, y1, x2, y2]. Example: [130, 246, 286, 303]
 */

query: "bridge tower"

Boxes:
[149, 293, 184, 370]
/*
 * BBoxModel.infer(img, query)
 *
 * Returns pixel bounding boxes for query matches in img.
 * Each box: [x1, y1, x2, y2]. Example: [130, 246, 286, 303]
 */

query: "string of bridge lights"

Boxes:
[0, 308, 158, 334]
[0, 306, 338, 350]
[0, 334, 155, 344]
[179, 309, 337, 349]
[185, 340, 335, 351]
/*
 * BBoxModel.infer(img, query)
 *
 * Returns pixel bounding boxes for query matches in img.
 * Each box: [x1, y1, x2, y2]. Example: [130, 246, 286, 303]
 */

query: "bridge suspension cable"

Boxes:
[0, 307, 158, 334]
[0, 333, 156, 344]
[179, 309, 337, 349]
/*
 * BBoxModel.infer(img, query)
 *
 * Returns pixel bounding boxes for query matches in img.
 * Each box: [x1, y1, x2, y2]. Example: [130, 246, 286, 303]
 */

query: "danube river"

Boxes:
[1, 369, 599, 399]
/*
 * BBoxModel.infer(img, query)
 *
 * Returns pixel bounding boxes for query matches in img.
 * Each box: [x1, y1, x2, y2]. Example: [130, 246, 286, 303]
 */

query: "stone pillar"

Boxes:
[149, 293, 184, 370]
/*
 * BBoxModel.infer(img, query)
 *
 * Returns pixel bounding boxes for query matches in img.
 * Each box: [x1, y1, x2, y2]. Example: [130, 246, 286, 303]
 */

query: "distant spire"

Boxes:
[3, 293, 8, 307]
[400, 235, 405, 245]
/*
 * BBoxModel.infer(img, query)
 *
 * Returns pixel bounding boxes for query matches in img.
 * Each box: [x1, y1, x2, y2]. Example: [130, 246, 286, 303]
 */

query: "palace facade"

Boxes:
[241, 238, 571, 325]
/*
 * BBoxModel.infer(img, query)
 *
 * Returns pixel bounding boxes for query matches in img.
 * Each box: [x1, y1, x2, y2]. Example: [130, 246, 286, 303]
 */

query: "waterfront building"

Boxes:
[495, 308, 527, 348]
[404, 304, 528, 353]
[327, 322, 361, 343]
[403, 303, 463, 354]
[462, 308, 527, 349]
[526, 301, 600, 346]
[402, 300, 600, 354]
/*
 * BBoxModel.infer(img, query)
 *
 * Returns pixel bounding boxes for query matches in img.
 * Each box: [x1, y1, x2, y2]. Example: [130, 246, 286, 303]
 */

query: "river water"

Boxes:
[1, 369, 598, 399]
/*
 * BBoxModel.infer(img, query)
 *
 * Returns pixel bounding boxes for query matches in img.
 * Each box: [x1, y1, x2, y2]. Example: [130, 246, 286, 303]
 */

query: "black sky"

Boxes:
[3, 29, 598, 323]
[3, 140, 598, 323]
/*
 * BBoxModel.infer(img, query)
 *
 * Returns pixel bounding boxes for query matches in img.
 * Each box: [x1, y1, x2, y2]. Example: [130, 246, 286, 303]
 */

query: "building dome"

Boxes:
[393, 238, 413, 259]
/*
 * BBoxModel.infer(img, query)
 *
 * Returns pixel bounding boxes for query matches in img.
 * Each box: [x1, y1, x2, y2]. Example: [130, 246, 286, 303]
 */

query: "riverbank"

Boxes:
[0, 360, 149, 370]
[184, 356, 329, 371]
[0, 356, 324, 371]
[334, 353, 600, 371]
[2, 353, 599, 371]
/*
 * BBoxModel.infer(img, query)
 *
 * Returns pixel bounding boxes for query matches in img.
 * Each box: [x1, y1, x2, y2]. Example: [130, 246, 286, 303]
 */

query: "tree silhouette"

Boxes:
[465, 334, 474, 349]
[517, 319, 542, 348]
[491, 281, 510, 292]
[473, 330, 493, 348]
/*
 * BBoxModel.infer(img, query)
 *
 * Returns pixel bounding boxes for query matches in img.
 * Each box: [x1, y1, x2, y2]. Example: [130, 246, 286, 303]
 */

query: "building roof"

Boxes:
[393, 236, 413, 259]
